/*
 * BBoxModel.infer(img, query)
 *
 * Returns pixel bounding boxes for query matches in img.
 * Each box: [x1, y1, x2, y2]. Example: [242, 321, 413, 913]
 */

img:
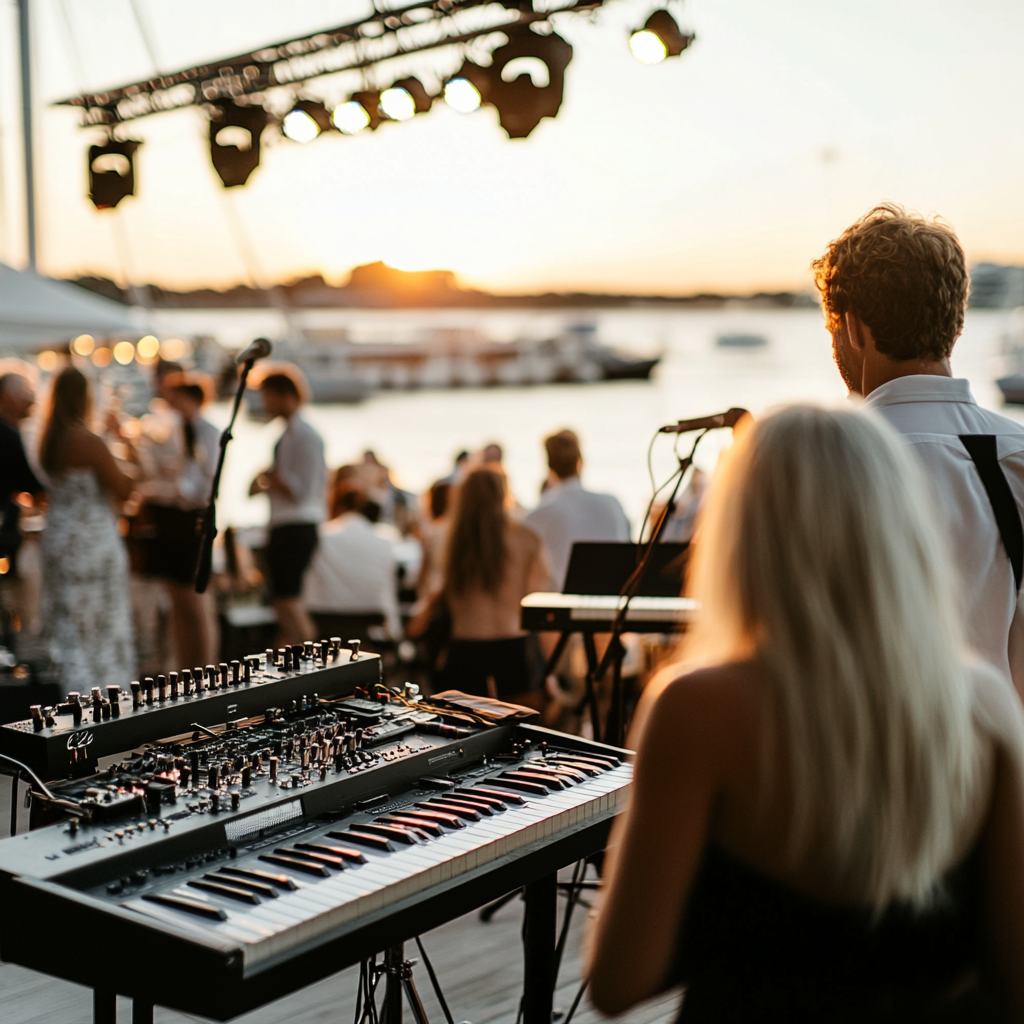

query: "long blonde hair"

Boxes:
[684, 404, 978, 912]
[39, 366, 91, 475]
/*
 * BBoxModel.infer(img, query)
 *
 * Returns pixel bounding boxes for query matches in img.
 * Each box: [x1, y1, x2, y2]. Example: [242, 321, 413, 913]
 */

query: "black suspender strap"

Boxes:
[959, 434, 1023, 592]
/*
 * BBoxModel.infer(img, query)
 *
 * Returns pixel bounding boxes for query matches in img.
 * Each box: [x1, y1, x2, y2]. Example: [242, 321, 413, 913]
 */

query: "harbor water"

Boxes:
[183, 305, 1020, 533]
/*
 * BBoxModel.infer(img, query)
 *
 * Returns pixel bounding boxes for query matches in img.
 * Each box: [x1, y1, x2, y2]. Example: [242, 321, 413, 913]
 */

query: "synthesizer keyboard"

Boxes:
[521, 591, 698, 633]
[0, 679, 631, 1022]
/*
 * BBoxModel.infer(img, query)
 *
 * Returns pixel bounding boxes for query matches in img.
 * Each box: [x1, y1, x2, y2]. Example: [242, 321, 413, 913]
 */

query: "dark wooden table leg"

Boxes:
[93, 989, 116, 1024]
[132, 1000, 153, 1024]
[522, 873, 557, 1024]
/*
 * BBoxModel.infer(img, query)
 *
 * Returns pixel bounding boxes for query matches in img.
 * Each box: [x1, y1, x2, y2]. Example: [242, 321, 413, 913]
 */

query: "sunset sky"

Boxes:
[0, 0, 1022, 295]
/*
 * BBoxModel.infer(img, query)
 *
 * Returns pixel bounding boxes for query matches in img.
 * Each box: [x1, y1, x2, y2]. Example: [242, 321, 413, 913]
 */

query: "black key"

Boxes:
[533, 763, 588, 783]
[452, 789, 506, 811]
[486, 777, 547, 796]
[394, 808, 465, 829]
[501, 770, 566, 790]
[377, 814, 443, 837]
[296, 841, 366, 864]
[217, 867, 297, 891]
[542, 759, 599, 777]
[143, 893, 227, 920]
[328, 830, 392, 852]
[472, 785, 526, 805]
[260, 854, 329, 877]
[188, 879, 261, 904]
[430, 796, 494, 816]
[276, 847, 347, 869]
[419, 800, 480, 822]
[210, 872, 278, 898]
[350, 822, 424, 845]
[552, 751, 618, 769]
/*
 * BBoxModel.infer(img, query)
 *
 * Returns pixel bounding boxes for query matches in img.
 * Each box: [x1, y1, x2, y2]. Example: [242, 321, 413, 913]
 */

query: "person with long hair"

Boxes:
[435, 465, 551, 700]
[586, 405, 1024, 1021]
[38, 366, 137, 692]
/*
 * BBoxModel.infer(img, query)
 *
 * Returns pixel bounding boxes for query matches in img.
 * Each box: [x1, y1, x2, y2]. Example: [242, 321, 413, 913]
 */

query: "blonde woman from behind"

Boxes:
[586, 404, 1024, 1022]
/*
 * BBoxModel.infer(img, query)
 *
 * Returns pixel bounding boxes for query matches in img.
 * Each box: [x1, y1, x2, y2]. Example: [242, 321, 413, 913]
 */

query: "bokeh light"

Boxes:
[444, 78, 482, 114]
[136, 335, 160, 361]
[159, 337, 192, 360]
[92, 347, 112, 367]
[282, 109, 321, 143]
[113, 341, 136, 365]
[71, 334, 95, 356]
[629, 29, 668, 65]
[331, 101, 370, 135]
[37, 350, 59, 372]
[380, 87, 416, 122]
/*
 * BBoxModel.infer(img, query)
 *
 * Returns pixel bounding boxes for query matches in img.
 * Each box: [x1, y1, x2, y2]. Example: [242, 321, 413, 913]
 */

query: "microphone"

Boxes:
[236, 337, 273, 365]
[659, 407, 748, 434]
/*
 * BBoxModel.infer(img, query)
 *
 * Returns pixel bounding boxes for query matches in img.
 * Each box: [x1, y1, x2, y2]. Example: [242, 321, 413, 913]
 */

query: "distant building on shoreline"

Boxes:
[970, 263, 1024, 309]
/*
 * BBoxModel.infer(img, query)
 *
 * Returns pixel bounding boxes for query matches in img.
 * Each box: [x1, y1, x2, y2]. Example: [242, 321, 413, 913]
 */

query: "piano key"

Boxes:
[328, 830, 393, 852]
[209, 872, 279, 898]
[350, 822, 425, 845]
[501, 770, 568, 790]
[397, 809, 465, 829]
[216, 866, 298, 890]
[417, 800, 480, 822]
[276, 847, 348, 869]
[188, 879, 262, 904]
[377, 814, 444, 837]
[449, 790, 507, 811]
[485, 777, 547, 795]
[294, 842, 367, 863]
[260, 854, 330, 877]
[470, 785, 527, 805]
[143, 892, 226, 921]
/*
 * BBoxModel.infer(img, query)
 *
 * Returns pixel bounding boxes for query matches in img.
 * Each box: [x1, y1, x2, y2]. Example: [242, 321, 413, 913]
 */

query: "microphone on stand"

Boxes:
[236, 337, 273, 365]
[659, 407, 748, 434]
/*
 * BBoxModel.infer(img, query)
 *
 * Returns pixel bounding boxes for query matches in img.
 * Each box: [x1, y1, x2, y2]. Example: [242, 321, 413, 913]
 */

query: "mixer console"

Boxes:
[0, 676, 631, 1022]
[0, 639, 380, 779]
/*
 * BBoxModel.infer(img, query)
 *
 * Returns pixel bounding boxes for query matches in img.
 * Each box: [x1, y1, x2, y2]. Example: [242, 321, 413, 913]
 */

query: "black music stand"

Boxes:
[543, 541, 688, 744]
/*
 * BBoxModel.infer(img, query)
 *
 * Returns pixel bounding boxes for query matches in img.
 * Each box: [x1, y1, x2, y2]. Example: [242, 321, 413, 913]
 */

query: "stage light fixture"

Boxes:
[88, 138, 140, 210]
[451, 27, 573, 138]
[283, 99, 333, 142]
[209, 101, 268, 188]
[444, 77, 482, 114]
[380, 87, 416, 122]
[332, 100, 371, 134]
[390, 77, 434, 116]
[630, 10, 693, 64]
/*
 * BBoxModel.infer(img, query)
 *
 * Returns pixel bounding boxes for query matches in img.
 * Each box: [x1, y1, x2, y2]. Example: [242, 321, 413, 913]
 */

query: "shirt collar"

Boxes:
[541, 476, 582, 503]
[863, 375, 976, 409]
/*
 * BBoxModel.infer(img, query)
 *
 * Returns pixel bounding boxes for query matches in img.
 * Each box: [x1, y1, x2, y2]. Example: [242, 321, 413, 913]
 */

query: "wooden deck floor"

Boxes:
[0, 871, 682, 1024]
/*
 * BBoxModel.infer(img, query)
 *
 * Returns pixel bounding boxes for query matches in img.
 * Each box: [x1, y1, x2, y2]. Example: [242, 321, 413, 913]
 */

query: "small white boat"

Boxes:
[716, 333, 768, 349]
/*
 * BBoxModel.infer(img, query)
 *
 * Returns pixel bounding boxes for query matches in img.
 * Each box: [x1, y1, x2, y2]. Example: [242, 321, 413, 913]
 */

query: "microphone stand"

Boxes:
[194, 359, 257, 594]
[596, 429, 708, 747]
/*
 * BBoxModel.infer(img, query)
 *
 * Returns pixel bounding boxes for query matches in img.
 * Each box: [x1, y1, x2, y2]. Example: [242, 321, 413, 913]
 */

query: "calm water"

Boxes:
[185, 306, 1019, 533]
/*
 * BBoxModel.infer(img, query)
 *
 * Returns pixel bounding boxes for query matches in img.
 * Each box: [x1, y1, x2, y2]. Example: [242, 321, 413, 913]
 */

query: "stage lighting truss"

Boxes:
[60, 0, 695, 192]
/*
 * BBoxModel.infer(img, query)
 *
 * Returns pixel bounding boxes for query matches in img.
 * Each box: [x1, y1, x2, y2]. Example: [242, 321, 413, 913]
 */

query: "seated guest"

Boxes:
[303, 469, 400, 638]
[421, 466, 551, 700]
[525, 429, 629, 589]
[586, 405, 1024, 1021]
[416, 479, 451, 608]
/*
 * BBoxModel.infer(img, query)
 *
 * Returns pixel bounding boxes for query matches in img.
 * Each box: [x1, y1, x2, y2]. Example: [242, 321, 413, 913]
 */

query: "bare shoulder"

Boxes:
[631, 660, 760, 759]
[510, 519, 543, 552]
[62, 426, 107, 467]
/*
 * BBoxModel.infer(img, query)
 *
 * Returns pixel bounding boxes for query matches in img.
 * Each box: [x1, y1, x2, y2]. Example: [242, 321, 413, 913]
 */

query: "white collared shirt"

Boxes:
[524, 476, 630, 590]
[865, 375, 1024, 693]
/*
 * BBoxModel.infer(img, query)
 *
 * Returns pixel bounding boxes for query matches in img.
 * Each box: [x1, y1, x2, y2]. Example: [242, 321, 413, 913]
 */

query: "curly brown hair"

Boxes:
[811, 203, 969, 362]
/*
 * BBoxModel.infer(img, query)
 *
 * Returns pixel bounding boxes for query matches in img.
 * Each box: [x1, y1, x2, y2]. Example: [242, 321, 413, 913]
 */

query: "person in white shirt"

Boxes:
[250, 367, 326, 646]
[813, 202, 1024, 699]
[525, 429, 630, 590]
[303, 475, 401, 638]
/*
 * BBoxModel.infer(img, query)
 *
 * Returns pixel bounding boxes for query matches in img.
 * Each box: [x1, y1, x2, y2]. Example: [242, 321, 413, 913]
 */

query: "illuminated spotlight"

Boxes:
[113, 341, 135, 365]
[72, 334, 95, 356]
[630, 10, 694, 64]
[629, 29, 667, 64]
[392, 77, 434, 115]
[380, 87, 416, 122]
[282, 99, 333, 143]
[136, 335, 160, 360]
[92, 347, 112, 367]
[332, 100, 371, 135]
[37, 350, 59, 372]
[88, 137, 140, 210]
[444, 78, 482, 114]
[209, 100, 268, 188]
[282, 109, 320, 143]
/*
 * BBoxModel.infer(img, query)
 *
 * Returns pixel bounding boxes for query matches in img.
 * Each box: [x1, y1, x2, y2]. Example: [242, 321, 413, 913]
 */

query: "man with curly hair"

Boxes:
[813, 203, 1024, 698]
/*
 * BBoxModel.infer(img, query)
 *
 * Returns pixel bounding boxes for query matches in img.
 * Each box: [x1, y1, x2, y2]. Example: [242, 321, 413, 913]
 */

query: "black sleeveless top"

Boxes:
[671, 845, 998, 1022]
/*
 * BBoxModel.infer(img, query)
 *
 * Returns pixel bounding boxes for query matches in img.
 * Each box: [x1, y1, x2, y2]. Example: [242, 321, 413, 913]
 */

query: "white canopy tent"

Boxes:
[0, 262, 142, 353]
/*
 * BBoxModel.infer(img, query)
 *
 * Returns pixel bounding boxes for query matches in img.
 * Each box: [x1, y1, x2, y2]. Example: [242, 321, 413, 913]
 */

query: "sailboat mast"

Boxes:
[17, 0, 36, 272]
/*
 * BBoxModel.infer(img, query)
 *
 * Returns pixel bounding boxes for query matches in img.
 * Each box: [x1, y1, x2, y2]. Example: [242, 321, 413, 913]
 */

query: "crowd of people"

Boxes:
[0, 355, 636, 714]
